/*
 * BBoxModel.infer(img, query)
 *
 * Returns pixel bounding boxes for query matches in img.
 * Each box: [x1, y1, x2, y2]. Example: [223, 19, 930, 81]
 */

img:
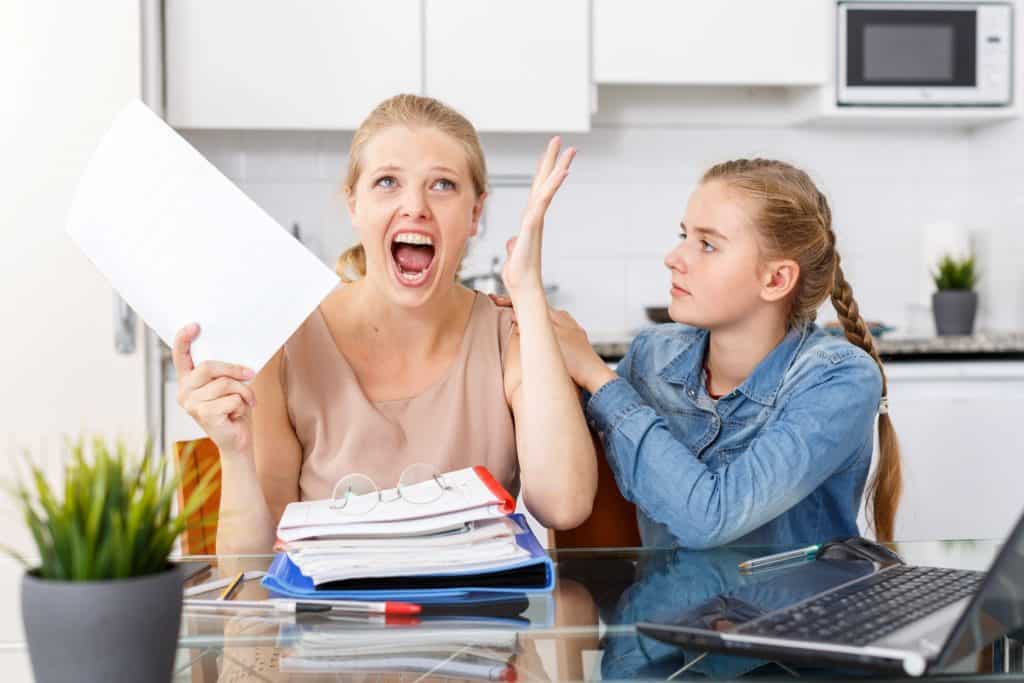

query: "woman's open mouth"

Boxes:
[390, 231, 437, 288]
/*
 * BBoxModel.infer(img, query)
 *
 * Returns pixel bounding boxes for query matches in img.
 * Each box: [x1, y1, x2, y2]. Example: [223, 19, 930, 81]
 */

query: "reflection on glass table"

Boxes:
[5, 540, 1018, 682]
[630, 522, 1024, 678]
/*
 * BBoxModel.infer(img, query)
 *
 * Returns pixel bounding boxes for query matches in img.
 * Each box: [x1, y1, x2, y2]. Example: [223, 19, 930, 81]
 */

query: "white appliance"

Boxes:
[838, 2, 1013, 106]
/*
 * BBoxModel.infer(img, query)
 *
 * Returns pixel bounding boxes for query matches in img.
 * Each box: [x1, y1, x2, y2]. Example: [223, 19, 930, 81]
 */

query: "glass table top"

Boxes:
[3, 540, 1019, 681]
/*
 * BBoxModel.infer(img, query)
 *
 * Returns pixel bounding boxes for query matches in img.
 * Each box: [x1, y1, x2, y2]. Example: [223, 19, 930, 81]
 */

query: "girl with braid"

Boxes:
[547, 158, 902, 547]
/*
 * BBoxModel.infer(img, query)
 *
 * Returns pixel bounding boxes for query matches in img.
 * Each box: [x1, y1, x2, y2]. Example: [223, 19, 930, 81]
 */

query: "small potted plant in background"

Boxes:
[5, 436, 217, 683]
[931, 253, 979, 336]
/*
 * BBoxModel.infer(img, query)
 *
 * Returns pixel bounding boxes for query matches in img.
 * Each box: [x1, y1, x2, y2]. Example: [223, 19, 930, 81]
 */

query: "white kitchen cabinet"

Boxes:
[424, 0, 591, 132]
[165, 0, 422, 129]
[884, 362, 1024, 542]
[593, 0, 829, 86]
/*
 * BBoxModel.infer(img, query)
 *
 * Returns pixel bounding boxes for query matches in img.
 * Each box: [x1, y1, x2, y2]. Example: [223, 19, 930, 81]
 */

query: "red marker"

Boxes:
[283, 598, 421, 615]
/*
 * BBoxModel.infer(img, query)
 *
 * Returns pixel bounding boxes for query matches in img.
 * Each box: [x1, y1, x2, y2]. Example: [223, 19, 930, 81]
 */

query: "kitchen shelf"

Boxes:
[805, 106, 1022, 129]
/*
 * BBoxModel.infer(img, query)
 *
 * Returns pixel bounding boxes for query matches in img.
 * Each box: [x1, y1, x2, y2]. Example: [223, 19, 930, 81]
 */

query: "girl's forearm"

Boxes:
[214, 449, 277, 554]
[511, 285, 597, 529]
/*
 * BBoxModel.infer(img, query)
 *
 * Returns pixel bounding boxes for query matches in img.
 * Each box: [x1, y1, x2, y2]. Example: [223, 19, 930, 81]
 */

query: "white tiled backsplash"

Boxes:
[183, 121, 1024, 338]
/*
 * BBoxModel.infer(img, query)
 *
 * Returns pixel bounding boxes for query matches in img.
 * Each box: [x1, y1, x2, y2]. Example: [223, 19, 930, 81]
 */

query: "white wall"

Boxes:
[969, 119, 1024, 330]
[967, 0, 1024, 331]
[0, 2, 146, 547]
[183, 114, 974, 340]
[2, 5, 145, 674]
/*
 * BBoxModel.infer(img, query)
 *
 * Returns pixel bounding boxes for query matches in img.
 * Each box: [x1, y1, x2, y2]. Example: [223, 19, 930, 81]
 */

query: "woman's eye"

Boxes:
[678, 230, 687, 240]
[701, 240, 716, 253]
[374, 176, 397, 189]
[431, 178, 456, 191]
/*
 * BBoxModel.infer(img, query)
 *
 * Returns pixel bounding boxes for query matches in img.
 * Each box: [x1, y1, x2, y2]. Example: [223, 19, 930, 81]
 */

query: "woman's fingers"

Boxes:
[190, 376, 256, 409]
[556, 146, 576, 179]
[539, 136, 561, 181]
[504, 139, 576, 292]
[171, 323, 200, 380]
[537, 147, 576, 205]
[527, 137, 570, 209]
[180, 359, 255, 395]
[488, 293, 514, 308]
[531, 136, 562, 195]
[522, 140, 576, 237]
[195, 394, 247, 425]
[550, 308, 583, 332]
[523, 147, 575, 232]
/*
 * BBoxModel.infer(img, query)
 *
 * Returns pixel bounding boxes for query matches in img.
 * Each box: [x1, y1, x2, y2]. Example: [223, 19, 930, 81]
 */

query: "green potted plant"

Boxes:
[931, 253, 979, 336]
[5, 436, 217, 683]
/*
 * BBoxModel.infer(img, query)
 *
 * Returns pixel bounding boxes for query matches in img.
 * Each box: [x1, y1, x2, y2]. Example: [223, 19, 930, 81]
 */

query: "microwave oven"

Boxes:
[838, 2, 1013, 106]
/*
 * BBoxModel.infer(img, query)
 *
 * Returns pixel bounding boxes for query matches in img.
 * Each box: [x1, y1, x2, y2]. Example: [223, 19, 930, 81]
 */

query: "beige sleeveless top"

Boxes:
[281, 292, 519, 502]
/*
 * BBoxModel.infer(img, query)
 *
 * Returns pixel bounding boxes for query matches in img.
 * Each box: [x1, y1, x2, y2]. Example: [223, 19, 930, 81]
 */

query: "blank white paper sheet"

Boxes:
[67, 99, 339, 373]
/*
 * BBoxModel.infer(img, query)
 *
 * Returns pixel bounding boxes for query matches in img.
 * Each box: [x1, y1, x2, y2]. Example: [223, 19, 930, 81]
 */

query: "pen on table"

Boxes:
[183, 570, 266, 598]
[217, 571, 245, 600]
[184, 598, 422, 616]
[182, 608, 421, 627]
[738, 544, 821, 572]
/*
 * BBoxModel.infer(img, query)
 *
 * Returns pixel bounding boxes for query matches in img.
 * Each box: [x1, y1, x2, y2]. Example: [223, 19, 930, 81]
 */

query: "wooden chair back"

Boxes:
[173, 437, 222, 556]
[553, 438, 641, 549]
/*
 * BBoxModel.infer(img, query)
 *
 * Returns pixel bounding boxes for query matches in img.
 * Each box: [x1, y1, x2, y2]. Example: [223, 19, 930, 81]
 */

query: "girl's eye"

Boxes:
[431, 178, 456, 191]
[374, 176, 397, 189]
[678, 230, 687, 240]
[701, 240, 716, 253]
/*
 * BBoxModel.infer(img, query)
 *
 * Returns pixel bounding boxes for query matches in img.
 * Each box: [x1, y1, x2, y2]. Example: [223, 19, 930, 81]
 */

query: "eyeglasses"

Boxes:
[329, 462, 460, 515]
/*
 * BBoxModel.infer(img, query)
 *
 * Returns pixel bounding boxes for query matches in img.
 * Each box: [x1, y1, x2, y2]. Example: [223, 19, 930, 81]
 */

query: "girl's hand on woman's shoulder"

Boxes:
[547, 309, 617, 393]
[489, 295, 616, 393]
[172, 323, 257, 459]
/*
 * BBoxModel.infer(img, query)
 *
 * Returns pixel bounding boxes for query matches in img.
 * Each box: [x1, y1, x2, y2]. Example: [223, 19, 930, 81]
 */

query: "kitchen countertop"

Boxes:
[592, 330, 1024, 363]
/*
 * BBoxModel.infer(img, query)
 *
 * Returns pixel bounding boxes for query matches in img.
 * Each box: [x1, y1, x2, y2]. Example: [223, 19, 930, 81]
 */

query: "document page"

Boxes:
[67, 99, 339, 373]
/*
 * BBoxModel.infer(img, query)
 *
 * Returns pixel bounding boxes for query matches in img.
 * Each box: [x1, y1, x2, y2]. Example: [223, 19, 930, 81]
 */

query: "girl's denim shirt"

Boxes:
[585, 323, 883, 549]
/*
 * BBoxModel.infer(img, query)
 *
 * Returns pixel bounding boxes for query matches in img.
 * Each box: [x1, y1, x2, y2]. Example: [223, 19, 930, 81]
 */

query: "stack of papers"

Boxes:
[276, 465, 516, 543]
[286, 517, 529, 584]
[262, 466, 555, 601]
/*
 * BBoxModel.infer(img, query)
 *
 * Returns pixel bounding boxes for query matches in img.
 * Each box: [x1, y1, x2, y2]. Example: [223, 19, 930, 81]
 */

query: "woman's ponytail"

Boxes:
[336, 244, 366, 282]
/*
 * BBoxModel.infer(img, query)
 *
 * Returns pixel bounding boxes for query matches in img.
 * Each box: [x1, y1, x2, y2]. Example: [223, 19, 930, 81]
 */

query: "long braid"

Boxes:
[824, 197, 902, 542]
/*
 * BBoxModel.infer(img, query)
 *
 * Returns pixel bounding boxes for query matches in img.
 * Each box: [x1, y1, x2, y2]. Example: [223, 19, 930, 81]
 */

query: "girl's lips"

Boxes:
[671, 284, 691, 297]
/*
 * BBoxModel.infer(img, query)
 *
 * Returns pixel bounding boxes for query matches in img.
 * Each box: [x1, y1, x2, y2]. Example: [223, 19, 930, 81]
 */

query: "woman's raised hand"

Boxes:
[501, 137, 575, 296]
[172, 323, 257, 458]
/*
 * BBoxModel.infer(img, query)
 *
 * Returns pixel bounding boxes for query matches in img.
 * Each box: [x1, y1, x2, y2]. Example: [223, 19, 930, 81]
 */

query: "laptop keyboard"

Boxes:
[736, 565, 985, 646]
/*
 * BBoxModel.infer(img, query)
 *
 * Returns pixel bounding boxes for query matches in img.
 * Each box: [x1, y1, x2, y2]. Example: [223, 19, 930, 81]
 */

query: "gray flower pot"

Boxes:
[932, 290, 978, 336]
[21, 564, 183, 683]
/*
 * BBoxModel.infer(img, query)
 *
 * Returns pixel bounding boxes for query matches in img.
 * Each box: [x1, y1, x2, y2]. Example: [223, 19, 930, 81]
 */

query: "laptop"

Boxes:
[637, 512, 1024, 676]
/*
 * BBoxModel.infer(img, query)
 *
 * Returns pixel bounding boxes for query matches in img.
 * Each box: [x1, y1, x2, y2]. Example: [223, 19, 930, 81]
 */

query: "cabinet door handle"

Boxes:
[113, 293, 136, 354]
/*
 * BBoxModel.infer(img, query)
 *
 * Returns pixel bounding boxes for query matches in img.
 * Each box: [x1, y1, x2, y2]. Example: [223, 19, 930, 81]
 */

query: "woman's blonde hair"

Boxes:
[702, 159, 902, 542]
[336, 94, 488, 282]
